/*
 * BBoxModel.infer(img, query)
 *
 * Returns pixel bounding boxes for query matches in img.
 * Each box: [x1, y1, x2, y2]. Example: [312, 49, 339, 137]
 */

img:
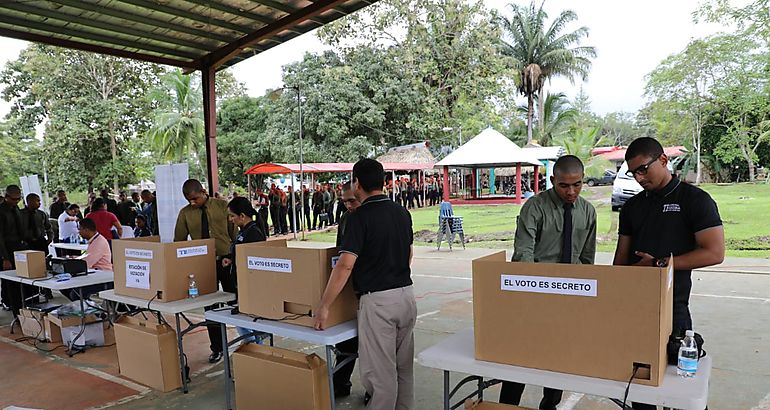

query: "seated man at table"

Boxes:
[62, 218, 113, 301]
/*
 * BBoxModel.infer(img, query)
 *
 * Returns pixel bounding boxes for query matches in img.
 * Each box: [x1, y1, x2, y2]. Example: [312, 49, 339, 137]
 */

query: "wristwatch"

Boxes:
[652, 257, 667, 268]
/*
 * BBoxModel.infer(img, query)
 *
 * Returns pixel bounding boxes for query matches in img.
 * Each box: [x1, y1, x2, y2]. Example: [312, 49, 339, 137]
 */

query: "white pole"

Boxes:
[290, 173, 297, 240]
[297, 86, 305, 241]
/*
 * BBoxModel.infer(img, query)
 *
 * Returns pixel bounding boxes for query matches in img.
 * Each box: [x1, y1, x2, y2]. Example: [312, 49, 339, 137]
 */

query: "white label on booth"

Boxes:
[247, 257, 292, 273]
[176, 245, 208, 258]
[125, 248, 153, 259]
[15, 253, 27, 262]
[500, 274, 597, 297]
[331, 256, 340, 269]
[126, 261, 151, 289]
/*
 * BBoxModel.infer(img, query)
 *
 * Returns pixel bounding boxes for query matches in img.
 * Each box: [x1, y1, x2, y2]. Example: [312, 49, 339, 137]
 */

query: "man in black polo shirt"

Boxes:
[613, 137, 724, 410]
[315, 158, 416, 410]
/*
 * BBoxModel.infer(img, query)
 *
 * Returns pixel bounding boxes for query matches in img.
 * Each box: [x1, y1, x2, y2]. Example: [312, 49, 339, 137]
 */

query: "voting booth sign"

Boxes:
[113, 236, 216, 302]
[472, 251, 673, 386]
[236, 240, 357, 328]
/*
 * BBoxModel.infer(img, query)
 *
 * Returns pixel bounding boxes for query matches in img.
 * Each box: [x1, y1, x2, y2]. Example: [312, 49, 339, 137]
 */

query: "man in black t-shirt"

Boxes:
[613, 137, 724, 410]
[315, 158, 416, 410]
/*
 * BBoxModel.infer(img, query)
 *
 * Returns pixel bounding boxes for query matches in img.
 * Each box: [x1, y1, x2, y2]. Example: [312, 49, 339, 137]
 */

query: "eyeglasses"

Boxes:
[626, 156, 661, 177]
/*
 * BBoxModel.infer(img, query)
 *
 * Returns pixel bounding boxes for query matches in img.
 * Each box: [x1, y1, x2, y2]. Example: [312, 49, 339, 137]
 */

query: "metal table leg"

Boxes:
[175, 313, 189, 394]
[67, 287, 87, 356]
[326, 345, 336, 410]
[444, 371, 450, 410]
[222, 324, 234, 410]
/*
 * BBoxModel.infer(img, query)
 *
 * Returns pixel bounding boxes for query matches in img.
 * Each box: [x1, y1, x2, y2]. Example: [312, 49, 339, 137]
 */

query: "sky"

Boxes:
[0, 0, 728, 118]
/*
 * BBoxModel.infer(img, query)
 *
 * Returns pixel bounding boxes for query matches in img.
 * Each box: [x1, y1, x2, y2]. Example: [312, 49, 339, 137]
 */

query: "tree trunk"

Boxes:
[537, 88, 545, 140]
[109, 120, 118, 195]
[526, 93, 534, 145]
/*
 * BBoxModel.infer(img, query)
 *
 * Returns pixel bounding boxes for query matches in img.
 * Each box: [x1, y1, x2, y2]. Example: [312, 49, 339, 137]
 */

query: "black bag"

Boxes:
[666, 330, 707, 365]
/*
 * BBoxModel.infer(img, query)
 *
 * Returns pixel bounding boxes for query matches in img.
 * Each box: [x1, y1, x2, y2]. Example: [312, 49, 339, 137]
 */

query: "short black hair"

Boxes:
[140, 189, 152, 196]
[342, 181, 352, 191]
[352, 158, 384, 193]
[182, 179, 204, 197]
[67, 204, 79, 211]
[227, 196, 257, 218]
[57, 190, 65, 195]
[92, 198, 105, 209]
[626, 137, 664, 162]
[553, 155, 584, 176]
[135, 214, 147, 222]
[26, 193, 40, 202]
[80, 217, 96, 231]
[5, 185, 21, 196]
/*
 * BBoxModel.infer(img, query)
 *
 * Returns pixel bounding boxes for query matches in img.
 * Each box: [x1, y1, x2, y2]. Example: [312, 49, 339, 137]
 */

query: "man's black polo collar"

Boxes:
[646, 175, 681, 199]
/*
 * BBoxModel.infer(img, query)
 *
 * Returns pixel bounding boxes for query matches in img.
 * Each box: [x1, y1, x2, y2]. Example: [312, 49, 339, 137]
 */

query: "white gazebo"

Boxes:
[436, 128, 542, 204]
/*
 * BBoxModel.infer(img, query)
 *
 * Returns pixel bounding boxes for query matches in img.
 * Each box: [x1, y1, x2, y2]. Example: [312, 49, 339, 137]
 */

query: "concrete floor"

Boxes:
[1, 246, 769, 409]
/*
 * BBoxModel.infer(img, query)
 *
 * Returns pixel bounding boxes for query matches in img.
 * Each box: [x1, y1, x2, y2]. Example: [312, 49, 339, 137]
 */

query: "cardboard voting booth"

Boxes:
[472, 251, 673, 386]
[14, 250, 46, 278]
[113, 236, 216, 302]
[236, 240, 357, 328]
[233, 344, 331, 410]
[114, 315, 182, 392]
[465, 400, 532, 410]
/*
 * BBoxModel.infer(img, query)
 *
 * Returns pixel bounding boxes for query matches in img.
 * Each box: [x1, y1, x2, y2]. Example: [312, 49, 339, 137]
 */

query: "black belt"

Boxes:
[356, 285, 408, 299]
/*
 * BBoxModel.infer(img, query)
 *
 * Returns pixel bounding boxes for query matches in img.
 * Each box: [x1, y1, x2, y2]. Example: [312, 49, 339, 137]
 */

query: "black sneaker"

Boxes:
[208, 351, 223, 363]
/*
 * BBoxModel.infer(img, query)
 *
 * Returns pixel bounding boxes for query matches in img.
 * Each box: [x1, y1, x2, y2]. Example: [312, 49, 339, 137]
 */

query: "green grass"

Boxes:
[278, 183, 770, 259]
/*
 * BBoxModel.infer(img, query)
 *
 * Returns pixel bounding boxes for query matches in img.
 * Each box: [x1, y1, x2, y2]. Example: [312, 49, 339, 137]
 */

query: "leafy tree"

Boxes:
[216, 96, 271, 189]
[499, 1, 596, 144]
[519, 92, 576, 146]
[0, 45, 162, 192]
[318, 0, 510, 148]
[644, 34, 757, 184]
[554, 126, 612, 177]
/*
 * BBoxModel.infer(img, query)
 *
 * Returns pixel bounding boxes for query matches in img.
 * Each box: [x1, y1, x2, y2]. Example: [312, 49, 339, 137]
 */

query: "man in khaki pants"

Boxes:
[315, 158, 416, 409]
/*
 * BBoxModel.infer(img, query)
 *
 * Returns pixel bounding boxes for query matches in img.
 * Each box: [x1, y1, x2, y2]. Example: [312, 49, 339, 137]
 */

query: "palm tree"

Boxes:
[518, 92, 577, 145]
[500, 2, 596, 144]
[553, 126, 612, 177]
[147, 70, 205, 173]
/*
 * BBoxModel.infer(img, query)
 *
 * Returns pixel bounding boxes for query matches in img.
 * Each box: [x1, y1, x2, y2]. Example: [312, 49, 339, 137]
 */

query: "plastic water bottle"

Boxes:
[188, 274, 199, 299]
[677, 330, 698, 377]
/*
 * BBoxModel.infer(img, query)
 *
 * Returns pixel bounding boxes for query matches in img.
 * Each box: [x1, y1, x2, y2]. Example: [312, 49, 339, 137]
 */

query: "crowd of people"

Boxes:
[250, 175, 444, 236]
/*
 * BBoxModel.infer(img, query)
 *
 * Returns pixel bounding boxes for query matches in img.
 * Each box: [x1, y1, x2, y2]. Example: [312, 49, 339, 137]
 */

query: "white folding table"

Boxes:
[204, 310, 357, 410]
[418, 328, 711, 410]
[0, 269, 114, 355]
[98, 289, 235, 393]
[51, 242, 89, 252]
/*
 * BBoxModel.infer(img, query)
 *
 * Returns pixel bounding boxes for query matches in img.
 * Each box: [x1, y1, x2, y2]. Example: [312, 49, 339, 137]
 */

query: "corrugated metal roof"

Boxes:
[0, 0, 377, 70]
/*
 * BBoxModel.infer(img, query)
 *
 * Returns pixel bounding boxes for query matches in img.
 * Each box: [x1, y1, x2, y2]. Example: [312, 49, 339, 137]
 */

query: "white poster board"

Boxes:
[19, 175, 43, 207]
[154, 163, 189, 243]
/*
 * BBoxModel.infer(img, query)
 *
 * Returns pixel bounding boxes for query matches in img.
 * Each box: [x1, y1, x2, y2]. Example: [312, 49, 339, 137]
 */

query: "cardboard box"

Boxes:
[114, 315, 181, 392]
[113, 236, 217, 302]
[236, 240, 357, 328]
[14, 250, 47, 278]
[464, 400, 532, 410]
[47, 312, 107, 346]
[19, 308, 47, 341]
[472, 251, 673, 386]
[233, 343, 330, 410]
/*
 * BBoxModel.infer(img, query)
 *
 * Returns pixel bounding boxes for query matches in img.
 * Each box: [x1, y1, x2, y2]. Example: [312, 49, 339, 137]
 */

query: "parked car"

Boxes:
[612, 161, 674, 211]
[585, 170, 616, 187]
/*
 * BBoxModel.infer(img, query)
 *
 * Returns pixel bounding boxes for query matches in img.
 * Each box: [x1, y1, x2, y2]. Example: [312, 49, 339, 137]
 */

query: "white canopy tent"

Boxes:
[436, 128, 543, 204]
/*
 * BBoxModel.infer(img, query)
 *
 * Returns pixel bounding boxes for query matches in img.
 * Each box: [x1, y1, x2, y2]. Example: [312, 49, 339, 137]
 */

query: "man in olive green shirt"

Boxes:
[174, 179, 236, 363]
[500, 155, 597, 409]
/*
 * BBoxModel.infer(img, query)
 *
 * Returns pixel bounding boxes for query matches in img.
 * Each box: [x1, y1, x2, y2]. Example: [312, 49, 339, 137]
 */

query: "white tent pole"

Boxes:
[291, 172, 297, 240]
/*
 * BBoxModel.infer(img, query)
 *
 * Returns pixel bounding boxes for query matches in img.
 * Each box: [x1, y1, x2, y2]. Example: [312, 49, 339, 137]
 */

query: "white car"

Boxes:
[611, 161, 673, 212]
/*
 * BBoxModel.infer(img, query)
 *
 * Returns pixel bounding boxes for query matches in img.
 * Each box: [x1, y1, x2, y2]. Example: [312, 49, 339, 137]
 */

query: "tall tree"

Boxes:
[499, 1, 596, 144]
[318, 0, 510, 148]
[645, 34, 758, 184]
[518, 91, 576, 145]
[1, 45, 162, 192]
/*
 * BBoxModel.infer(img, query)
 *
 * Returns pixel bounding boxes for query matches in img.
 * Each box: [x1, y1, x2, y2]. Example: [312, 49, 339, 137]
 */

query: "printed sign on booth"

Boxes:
[126, 261, 151, 289]
[500, 274, 597, 297]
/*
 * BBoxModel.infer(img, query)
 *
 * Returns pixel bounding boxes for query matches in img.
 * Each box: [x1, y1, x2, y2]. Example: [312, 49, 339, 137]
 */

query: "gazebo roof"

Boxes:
[436, 128, 542, 168]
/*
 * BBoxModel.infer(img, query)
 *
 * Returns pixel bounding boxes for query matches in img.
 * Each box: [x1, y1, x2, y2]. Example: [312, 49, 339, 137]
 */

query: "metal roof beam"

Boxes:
[116, 0, 257, 34]
[51, 0, 234, 44]
[0, 13, 201, 60]
[0, 2, 212, 53]
[203, 0, 349, 69]
[0, 26, 198, 69]
[180, 0, 273, 26]
[247, 0, 330, 25]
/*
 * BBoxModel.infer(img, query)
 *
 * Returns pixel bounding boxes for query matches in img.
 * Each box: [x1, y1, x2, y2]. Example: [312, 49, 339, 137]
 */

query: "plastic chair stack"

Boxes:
[436, 201, 466, 250]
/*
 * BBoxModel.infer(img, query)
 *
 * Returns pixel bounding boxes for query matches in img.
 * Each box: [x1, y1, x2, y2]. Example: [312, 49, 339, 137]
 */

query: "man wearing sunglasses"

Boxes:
[613, 137, 724, 410]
